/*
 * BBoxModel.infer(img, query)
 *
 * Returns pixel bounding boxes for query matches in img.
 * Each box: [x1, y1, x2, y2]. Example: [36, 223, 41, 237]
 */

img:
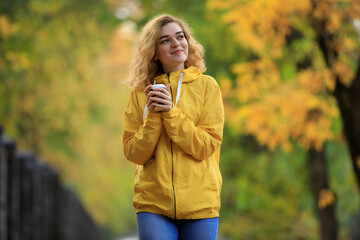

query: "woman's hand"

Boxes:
[144, 84, 172, 113]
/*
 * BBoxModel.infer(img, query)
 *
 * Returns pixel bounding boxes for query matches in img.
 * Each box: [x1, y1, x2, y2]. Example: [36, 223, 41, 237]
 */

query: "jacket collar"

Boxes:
[153, 66, 201, 84]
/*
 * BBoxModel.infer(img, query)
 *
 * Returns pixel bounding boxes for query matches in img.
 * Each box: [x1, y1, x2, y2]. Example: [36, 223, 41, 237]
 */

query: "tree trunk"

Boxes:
[308, 147, 338, 240]
[333, 70, 360, 193]
[315, 24, 360, 192]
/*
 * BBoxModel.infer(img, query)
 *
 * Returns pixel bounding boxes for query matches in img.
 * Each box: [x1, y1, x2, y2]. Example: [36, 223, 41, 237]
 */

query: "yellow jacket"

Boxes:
[123, 66, 224, 219]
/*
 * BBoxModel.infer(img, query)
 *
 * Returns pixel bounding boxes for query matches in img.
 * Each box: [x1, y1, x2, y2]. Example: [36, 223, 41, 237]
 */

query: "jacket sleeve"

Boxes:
[123, 89, 163, 165]
[162, 77, 224, 161]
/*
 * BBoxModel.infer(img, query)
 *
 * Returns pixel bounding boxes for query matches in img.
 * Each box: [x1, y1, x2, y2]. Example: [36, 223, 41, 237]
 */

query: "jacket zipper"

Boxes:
[168, 73, 177, 219]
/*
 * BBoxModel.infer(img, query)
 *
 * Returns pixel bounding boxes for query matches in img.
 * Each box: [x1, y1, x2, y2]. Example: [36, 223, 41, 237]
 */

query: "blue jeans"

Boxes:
[137, 212, 219, 240]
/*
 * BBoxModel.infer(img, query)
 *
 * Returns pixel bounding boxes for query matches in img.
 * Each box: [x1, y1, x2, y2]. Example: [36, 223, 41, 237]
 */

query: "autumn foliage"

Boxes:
[209, 0, 360, 152]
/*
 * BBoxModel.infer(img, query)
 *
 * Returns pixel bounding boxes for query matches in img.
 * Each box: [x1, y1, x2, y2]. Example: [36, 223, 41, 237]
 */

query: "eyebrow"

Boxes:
[159, 31, 183, 40]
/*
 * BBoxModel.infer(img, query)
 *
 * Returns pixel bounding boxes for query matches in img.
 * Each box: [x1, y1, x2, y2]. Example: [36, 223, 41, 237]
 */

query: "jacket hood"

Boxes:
[153, 66, 202, 84]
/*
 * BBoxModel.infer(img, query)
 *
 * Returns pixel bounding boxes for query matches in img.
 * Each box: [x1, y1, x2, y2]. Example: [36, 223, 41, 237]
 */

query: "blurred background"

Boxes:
[1, 0, 360, 239]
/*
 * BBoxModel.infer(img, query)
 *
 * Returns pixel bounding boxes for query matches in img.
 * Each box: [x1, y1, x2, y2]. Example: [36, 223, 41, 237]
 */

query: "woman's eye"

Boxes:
[160, 39, 169, 44]
[177, 35, 184, 39]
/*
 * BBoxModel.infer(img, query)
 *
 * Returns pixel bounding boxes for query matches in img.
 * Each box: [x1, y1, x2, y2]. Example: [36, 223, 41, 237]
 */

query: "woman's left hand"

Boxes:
[146, 84, 173, 112]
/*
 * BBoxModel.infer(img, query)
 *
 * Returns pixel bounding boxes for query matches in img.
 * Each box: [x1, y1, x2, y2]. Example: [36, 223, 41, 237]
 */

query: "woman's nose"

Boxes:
[171, 38, 180, 47]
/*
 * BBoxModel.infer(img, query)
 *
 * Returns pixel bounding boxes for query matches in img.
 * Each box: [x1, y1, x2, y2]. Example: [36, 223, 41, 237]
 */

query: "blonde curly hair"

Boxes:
[126, 14, 206, 89]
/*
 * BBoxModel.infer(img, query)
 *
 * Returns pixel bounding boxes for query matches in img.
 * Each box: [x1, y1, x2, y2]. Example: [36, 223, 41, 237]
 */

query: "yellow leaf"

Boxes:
[318, 189, 335, 209]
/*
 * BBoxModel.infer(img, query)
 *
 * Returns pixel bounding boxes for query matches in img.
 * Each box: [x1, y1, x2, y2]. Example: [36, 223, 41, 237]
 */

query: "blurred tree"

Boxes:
[208, 0, 360, 239]
[0, 0, 138, 237]
[310, 0, 360, 194]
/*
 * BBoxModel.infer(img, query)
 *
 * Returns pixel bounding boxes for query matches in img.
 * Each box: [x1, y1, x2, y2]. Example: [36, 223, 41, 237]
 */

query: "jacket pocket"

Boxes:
[205, 161, 222, 191]
[134, 157, 156, 193]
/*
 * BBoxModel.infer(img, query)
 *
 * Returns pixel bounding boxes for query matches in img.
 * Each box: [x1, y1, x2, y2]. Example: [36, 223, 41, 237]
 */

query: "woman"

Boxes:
[123, 14, 224, 240]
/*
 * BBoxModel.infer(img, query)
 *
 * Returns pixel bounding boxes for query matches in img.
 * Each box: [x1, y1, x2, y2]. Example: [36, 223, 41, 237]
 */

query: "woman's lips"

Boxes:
[171, 49, 183, 55]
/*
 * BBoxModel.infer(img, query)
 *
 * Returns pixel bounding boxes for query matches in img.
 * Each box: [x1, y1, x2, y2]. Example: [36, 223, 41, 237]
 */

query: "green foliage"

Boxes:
[220, 125, 317, 239]
[220, 124, 359, 239]
[326, 141, 360, 238]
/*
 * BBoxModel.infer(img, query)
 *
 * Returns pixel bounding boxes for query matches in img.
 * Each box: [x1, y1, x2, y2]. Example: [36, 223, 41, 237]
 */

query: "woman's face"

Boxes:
[155, 22, 189, 73]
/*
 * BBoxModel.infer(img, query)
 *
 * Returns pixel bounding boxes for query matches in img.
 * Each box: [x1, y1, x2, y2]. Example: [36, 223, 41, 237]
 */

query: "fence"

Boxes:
[0, 125, 100, 240]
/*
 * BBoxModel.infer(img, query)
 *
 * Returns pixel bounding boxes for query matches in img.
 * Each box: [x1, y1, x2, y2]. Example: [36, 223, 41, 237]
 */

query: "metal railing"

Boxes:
[0, 125, 100, 240]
